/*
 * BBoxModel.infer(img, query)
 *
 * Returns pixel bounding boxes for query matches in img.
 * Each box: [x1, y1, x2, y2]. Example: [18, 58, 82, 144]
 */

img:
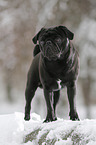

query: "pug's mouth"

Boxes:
[41, 45, 63, 61]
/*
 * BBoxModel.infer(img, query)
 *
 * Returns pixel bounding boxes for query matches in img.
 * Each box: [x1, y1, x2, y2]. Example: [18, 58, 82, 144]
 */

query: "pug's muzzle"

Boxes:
[40, 38, 69, 61]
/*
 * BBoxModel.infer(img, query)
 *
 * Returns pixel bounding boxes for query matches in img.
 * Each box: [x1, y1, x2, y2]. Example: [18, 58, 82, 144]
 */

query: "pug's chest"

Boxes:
[44, 65, 70, 91]
[43, 58, 73, 90]
[44, 59, 69, 75]
[47, 78, 68, 92]
[56, 79, 64, 90]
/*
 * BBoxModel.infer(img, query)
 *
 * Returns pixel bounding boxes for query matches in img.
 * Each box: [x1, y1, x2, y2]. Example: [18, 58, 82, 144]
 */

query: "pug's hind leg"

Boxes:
[44, 89, 57, 122]
[24, 70, 39, 121]
[24, 86, 37, 121]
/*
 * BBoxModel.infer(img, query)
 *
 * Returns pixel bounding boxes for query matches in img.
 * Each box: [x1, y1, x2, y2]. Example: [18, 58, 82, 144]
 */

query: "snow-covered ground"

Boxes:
[0, 112, 96, 145]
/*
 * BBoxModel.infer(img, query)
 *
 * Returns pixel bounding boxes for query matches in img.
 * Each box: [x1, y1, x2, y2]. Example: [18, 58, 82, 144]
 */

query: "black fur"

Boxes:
[24, 26, 80, 122]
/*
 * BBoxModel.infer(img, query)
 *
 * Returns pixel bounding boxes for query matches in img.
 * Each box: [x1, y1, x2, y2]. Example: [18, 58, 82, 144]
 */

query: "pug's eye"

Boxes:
[56, 38, 61, 43]
[40, 41, 44, 46]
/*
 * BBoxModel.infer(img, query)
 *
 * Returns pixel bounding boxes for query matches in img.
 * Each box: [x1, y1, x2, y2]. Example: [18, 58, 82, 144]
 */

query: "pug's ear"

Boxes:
[32, 28, 45, 44]
[58, 26, 74, 40]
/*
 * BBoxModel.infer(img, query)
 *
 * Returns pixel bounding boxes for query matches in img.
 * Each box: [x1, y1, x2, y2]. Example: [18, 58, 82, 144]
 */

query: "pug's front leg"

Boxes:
[67, 81, 80, 121]
[44, 89, 57, 122]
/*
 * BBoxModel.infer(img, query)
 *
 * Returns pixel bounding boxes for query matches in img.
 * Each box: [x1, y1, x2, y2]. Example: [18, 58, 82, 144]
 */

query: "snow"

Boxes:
[0, 112, 96, 145]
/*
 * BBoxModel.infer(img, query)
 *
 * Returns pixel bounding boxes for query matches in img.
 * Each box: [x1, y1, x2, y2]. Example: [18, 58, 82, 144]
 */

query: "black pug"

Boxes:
[24, 25, 80, 122]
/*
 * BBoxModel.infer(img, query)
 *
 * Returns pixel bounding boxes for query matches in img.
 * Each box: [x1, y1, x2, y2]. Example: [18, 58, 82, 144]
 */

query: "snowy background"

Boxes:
[0, 0, 96, 144]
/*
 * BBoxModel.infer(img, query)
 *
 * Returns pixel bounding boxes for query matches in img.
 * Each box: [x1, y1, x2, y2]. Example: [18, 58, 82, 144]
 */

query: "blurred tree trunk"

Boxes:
[81, 59, 92, 118]
[5, 69, 13, 102]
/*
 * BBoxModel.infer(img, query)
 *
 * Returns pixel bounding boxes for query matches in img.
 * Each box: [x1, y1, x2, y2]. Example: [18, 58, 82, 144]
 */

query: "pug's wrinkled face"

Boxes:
[39, 30, 69, 60]
[32, 26, 74, 61]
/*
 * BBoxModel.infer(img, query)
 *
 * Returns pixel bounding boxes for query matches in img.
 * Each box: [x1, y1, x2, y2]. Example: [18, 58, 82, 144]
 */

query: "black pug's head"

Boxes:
[32, 26, 74, 61]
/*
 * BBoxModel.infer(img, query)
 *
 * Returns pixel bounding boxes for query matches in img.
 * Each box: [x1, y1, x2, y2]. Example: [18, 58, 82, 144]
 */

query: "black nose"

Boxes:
[46, 40, 52, 45]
